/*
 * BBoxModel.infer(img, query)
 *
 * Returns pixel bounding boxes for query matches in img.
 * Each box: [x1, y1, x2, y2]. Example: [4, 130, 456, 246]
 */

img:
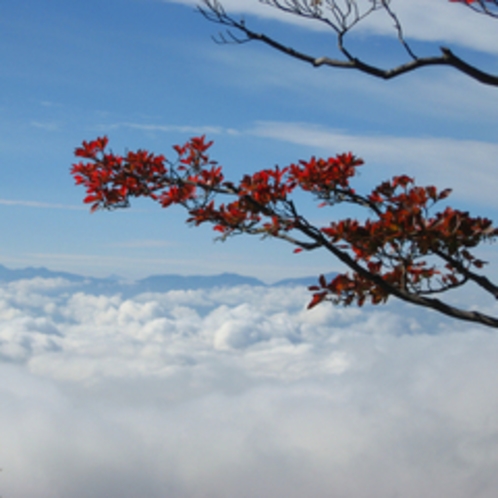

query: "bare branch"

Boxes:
[199, 0, 498, 86]
[380, 0, 417, 60]
[460, 0, 498, 18]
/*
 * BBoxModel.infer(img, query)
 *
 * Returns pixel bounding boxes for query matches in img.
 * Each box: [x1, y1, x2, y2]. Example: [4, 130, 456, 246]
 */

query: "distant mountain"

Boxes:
[135, 273, 265, 293]
[0, 264, 125, 295]
[0, 264, 93, 283]
[0, 264, 336, 295]
[273, 273, 337, 288]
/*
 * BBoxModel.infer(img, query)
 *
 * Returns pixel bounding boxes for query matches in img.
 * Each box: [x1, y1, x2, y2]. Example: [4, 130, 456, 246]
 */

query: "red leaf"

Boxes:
[307, 292, 326, 309]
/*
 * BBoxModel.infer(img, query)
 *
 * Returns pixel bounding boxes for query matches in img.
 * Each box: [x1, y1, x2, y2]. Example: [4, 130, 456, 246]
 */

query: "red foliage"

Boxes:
[72, 136, 498, 312]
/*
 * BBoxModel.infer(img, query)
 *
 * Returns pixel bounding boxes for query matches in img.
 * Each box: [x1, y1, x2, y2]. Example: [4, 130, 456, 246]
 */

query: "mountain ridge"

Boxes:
[0, 264, 336, 295]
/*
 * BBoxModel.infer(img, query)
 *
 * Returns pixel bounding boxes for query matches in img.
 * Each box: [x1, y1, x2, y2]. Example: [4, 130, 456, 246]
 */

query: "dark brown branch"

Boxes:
[433, 248, 498, 299]
[292, 217, 498, 328]
[199, 0, 498, 86]
[202, 181, 498, 326]
[464, 0, 498, 18]
[212, 189, 498, 328]
[379, 0, 417, 60]
[93, 161, 498, 327]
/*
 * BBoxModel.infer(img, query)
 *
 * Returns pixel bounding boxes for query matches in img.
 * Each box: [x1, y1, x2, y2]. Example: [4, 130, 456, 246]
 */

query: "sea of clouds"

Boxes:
[1, 276, 498, 497]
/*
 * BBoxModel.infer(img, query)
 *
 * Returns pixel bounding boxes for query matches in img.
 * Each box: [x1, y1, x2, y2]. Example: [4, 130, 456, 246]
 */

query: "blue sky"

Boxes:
[1, 0, 497, 282]
[2, 3, 498, 496]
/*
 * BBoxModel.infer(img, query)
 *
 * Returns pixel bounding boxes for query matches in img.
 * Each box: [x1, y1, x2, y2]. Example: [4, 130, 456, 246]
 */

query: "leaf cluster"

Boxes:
[72, 136, 498, 327]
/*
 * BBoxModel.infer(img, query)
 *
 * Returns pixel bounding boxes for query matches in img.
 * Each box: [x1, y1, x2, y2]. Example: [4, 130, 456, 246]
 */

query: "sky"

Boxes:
[0, 0, 497, 282]
[1, 2, 498, 496]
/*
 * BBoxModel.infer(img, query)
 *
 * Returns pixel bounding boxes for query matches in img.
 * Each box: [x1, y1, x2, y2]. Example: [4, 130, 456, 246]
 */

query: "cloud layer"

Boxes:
[1, 277, 498, 497]
[251, 121, 498, 209]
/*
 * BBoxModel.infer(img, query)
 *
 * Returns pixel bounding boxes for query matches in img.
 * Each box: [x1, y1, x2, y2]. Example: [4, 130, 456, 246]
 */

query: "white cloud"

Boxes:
[167, 0, 498, 55]
[0, 199, 85, 210]
[1, 278, 498, 496]
[351, 0, 498, 54]
[100, 121, 240, 136]
[106, 239, 175, 248]
[30, 120, 60, 132]
[251, 120, 498, 208]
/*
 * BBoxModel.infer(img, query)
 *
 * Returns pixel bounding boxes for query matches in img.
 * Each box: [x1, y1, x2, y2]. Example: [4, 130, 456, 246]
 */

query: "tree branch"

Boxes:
[292, 216, 498, 328]
[433, 248, 498, 299]
[199, 0, 498, 86]
[72, 137, 498, 328]
[212, 189, 498, 328]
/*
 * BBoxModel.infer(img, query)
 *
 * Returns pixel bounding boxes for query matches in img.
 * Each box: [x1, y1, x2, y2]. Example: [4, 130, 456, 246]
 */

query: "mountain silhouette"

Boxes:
[0, 264, 336, 296]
